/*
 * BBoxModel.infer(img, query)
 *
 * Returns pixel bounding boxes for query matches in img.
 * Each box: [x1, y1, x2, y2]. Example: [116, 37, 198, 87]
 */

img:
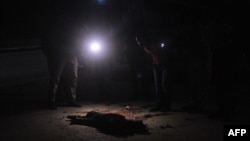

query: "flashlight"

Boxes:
[161, 43, 165, 48]
[90, 42, 101, 52]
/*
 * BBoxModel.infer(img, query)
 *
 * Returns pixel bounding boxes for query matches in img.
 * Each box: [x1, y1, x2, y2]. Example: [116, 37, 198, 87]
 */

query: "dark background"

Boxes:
[1, 0, 248, 119]
[1, 0, 232, 40]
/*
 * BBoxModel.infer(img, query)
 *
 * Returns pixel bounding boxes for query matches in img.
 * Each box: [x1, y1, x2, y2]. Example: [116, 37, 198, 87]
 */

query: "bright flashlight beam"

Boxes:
[90, 42, 101, 52]
[161, 43, 165, 48]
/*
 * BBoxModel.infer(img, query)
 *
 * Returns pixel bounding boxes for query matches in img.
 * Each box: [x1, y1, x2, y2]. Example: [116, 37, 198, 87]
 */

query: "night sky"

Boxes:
[1, 0, 49, 39]
[1, 0, 232, 40]
[1, 0, 125, 40]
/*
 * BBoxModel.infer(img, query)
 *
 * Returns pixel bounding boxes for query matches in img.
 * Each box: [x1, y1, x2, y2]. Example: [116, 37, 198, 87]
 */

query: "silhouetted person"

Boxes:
[42, 14, 82, 109]
[204, 16, 243, 121]
[136, 34, 171, 112]
[176, 21, 210, 113]
[210, 32, 241, 121]
[124, 30, 152, 101]
[94, 50, 112, 102]
[82, 24, 114, 102]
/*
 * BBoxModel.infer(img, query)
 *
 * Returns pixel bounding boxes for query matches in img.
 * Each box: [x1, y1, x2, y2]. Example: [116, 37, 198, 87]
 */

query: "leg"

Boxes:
[153, 64, 164, 106]
[161, 66, 171, 111]
[150, 64, 164, 111]
[183, 59, 208, 113]
[64, 57, 79, 104]
[47, 56, 65, 109]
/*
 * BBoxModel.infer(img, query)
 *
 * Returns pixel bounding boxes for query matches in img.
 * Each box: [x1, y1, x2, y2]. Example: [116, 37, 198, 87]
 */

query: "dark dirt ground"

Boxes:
[0, 75, 249, 141]
[1, 50, 249, 141]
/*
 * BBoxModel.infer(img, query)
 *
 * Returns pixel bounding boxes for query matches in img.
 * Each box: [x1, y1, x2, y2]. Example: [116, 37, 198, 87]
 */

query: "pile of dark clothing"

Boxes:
[67, 111, 149, 137]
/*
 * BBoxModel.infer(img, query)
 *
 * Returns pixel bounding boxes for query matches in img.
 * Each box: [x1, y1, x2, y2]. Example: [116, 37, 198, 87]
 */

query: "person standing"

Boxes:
[136, 35, 171, 112]
[124, 30, 152, 101]
[42, 14, 82, 110]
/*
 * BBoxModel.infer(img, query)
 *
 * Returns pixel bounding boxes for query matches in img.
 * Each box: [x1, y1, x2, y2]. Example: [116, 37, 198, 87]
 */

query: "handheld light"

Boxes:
[90, 42, 101, 52]
[161, 43, 165, 48]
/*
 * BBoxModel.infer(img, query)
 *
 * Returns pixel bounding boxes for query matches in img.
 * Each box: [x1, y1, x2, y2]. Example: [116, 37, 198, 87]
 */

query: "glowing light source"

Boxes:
[161, 43, 165, 48]
[90, 42, 101, 52]
[97, 0, 104, 4]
